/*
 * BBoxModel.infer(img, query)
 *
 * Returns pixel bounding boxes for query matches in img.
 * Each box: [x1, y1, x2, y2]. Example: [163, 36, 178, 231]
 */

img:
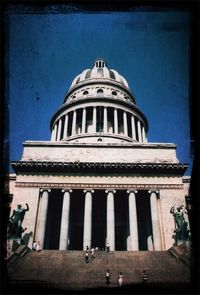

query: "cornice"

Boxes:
[11, 161, 188, 175]
[22, 141, 177, 149]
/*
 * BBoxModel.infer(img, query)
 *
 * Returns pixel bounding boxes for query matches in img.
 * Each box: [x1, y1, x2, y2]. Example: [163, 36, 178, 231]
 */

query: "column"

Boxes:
[127, 190, 139, 250]
[63, 114, 69, 139]
[72, 110, 77, 136]
[143, 126, 147, 142]
[106, 190, 115, 251]
[57, 119, 62, 141]
[123, 111, 128, 136]
[149, 191, 161, 250]
[137, 120, 142, 142]
[83, 190, 94, 250]
[82, 108, 86, 133]
[92, 107, 97, 133]
[114, 108, 118, 134]
[36, 189, 50, 249]
[157, 195, 165, 249]
[51, 123, 57, 141]
[142, 126, 146, 143]
[103, 107, 107, 133]
[59, 190, 72, 250]
[131, 116, 136, 141]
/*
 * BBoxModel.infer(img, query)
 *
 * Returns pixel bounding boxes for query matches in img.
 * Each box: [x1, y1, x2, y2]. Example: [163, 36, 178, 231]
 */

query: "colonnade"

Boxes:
[51, 106, 147, 142]
[36, 189, 163, 251]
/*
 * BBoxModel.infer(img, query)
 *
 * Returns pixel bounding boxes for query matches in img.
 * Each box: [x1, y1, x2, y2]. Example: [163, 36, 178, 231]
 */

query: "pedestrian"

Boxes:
[141, 270, 148, 283]
[106, 242, 110, 252]
[118, 272, 124, 287]
[105, 269, 110, 286]
[91, 247, 95, 259]
[85, 249, 89, 263]
[36, 241, 41, 252]
[32, 240, 37, 251]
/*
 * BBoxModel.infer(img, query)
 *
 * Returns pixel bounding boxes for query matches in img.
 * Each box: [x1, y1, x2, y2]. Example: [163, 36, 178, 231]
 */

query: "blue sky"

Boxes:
[6, 7, 192, 175]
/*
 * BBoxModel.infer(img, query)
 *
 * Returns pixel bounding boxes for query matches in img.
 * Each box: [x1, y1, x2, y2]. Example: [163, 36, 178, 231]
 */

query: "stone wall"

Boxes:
[21, 141, 178, 163]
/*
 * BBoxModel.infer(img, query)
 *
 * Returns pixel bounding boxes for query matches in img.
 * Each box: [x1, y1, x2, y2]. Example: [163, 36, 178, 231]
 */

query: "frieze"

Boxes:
[15, 182, 183, 190]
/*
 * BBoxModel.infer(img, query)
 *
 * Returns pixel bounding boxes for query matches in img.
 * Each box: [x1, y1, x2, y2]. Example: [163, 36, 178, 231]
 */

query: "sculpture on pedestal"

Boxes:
[8, 203, 29, 239]
[170, 205, 190, 245]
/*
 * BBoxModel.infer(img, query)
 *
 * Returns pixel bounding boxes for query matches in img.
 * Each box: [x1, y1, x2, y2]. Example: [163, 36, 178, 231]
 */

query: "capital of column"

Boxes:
[62, 189, 73, 193]
[83, 190, 94, 194]
[127, 190, 138, 194]
[148, 190, 159, 194]
[105, 190, 116, 194]
[40, 189, 51, 193]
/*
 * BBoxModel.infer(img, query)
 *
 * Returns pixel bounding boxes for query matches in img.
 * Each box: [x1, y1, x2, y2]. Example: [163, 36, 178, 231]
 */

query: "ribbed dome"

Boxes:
[51, 58, 148, 145]
[69, 58, 130, 91]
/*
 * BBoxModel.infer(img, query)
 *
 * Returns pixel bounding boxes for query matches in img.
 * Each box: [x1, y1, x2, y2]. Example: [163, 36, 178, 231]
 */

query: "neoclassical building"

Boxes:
[9, 58, 189, 252]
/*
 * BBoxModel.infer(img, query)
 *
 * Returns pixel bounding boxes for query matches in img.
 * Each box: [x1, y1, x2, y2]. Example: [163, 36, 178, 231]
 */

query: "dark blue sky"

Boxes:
[6, 8, 192, 175]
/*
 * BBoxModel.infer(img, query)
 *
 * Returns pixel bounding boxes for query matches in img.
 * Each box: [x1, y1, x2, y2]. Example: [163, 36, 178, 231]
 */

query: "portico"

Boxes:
[34, 187, 164, 251]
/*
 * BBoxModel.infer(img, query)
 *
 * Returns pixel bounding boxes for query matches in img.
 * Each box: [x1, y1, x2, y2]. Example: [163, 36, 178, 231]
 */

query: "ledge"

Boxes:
[11, 161, 188, 175]
[22, 141, 177, 149]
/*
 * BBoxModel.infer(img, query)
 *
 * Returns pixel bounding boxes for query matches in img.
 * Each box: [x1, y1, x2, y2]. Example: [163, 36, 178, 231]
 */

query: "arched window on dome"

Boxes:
[112, 91, 117, 96]
[97, 89, 104, 95]
[83, 90, 89, 95]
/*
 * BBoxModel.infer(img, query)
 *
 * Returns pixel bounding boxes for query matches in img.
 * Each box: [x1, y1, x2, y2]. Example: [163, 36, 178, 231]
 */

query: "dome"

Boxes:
[51, 58, 148, 145]
[69, 58, 130, 91]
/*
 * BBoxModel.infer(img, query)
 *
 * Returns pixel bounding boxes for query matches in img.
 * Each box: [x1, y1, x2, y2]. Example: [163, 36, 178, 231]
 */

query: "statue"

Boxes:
[8, 203, 29, 239]
[170, 205, 190, 244]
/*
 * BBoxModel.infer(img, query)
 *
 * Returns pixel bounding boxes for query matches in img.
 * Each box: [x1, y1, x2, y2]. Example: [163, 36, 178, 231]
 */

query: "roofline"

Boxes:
[11, 161, 188, 175]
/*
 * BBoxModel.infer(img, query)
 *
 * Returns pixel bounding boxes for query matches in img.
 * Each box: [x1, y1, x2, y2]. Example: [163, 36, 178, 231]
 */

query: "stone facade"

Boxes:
[8, 58, 190, 252]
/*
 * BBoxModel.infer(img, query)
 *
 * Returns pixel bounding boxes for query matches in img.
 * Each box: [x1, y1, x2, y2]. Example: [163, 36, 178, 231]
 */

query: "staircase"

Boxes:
[6, 249, 191, 293]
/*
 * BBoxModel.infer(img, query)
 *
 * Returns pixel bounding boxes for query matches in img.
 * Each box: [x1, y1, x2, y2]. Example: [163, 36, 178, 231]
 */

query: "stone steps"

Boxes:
[7, 249, 191, 291]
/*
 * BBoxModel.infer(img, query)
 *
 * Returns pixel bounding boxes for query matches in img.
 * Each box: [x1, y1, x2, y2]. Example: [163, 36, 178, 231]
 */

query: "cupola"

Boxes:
[50, 59, 148, 144]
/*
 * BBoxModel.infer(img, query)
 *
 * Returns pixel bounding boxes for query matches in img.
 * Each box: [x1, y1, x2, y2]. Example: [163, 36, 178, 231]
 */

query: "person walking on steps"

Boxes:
[91, 247, 95, 259]
[105, 269, 110, 286]
[36, 241, 41, 252]
[85, 246, 89, 263]
[141, 270, 148, 283]
[32, 240, 37, 251]
[106, 242, 110, 252]
[118, 272, 124, 287]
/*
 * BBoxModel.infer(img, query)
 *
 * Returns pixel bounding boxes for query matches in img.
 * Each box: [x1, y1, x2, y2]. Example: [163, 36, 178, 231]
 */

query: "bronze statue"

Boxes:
[8, 203, 29, 239]
[170, 205, 190, 243]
